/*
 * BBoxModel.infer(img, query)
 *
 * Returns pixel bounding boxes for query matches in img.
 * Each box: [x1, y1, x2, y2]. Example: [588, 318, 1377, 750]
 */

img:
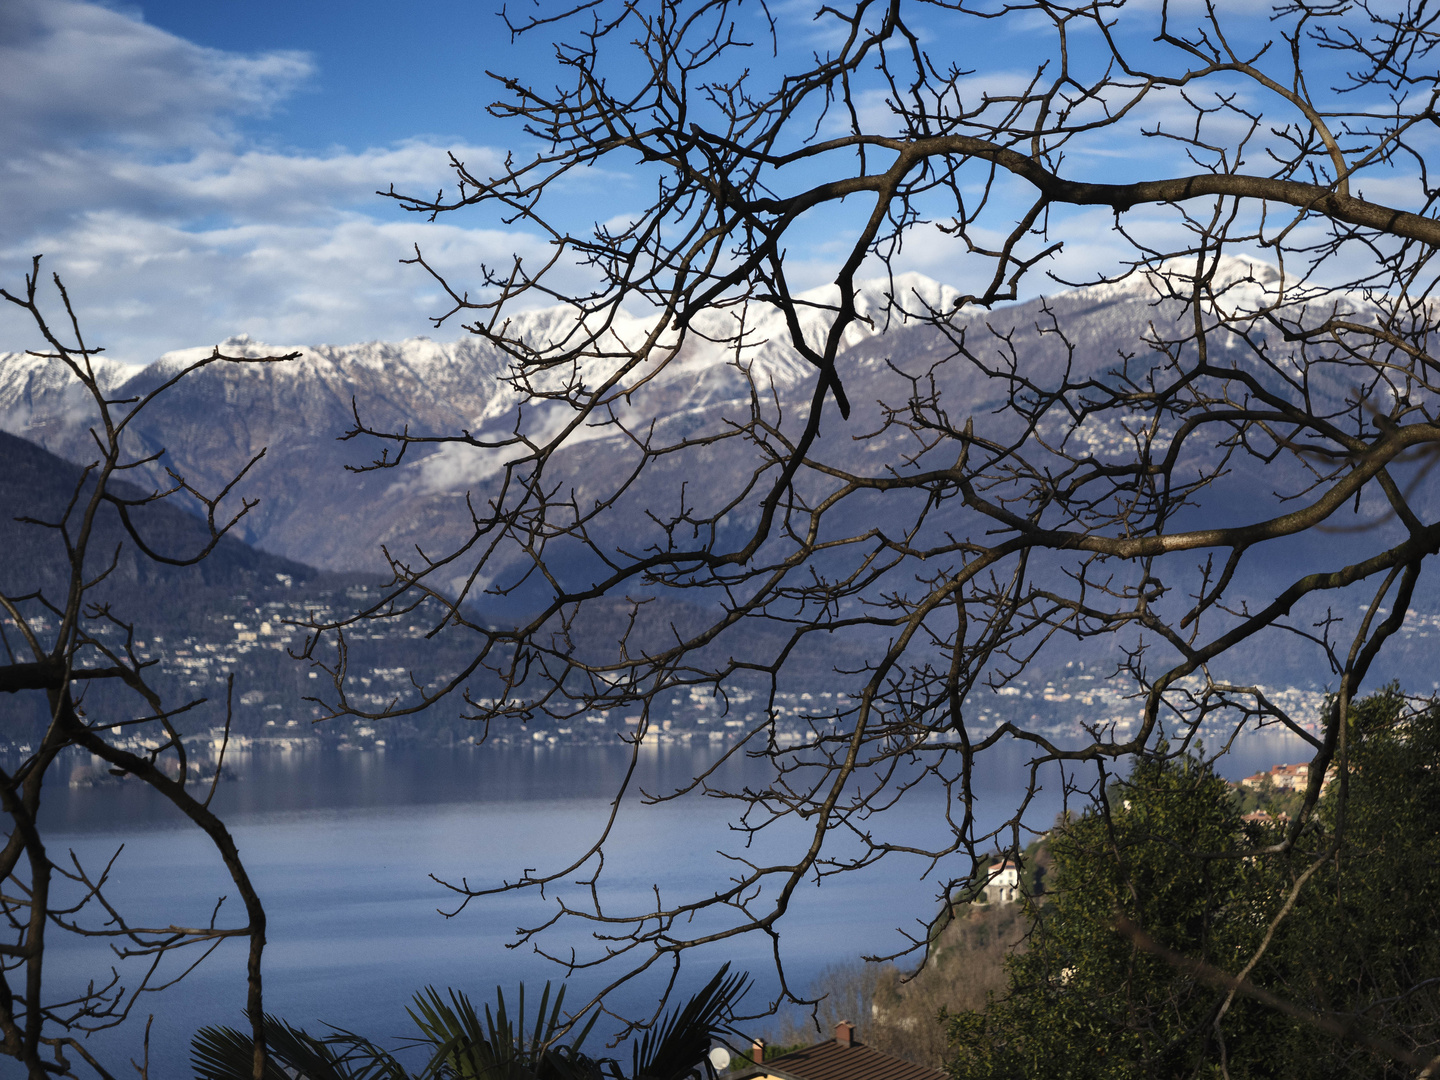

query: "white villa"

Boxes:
[982, 859, 1020, 905]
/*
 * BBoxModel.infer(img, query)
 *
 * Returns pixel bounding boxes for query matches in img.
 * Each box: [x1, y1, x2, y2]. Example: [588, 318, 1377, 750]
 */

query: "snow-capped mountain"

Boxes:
[7, 257, 1433, 688]
[0, 273, 974, 568]
[0, 260, 1350, 582]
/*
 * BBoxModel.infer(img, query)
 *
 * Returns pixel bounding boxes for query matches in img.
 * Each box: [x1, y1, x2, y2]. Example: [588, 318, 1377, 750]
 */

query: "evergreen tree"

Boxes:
[948, 753, 1268, 1078]
[947, 694, 1440, 1078]
[1260, 690, 1440, 1077]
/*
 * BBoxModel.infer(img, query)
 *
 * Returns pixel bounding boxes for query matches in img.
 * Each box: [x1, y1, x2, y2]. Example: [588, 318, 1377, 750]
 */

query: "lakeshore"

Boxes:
[37, 733, 1313, 1074]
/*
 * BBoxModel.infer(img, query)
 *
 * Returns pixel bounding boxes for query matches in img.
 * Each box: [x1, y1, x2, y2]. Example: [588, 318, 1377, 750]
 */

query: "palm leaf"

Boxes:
[192, 969, 744, 1080]
[192, 1014, 410, 1080]
[632, 966, 750, 1080]
[401, 982, 603, 1080]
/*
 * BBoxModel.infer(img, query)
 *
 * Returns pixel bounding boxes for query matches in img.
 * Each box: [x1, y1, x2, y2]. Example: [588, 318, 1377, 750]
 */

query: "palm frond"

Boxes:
[402, 981, 603, 1080]
[632, 966, 750, 1080]
[192, 1014, 410, 1080]
[193, 968, 745, 1080]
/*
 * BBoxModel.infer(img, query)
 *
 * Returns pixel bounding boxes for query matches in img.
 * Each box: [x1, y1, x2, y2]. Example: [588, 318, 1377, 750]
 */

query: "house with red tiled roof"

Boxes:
[730, 1022, 942, 1080]
[1237, 761, 1336, 794]
[1241, 809, 1289, 825]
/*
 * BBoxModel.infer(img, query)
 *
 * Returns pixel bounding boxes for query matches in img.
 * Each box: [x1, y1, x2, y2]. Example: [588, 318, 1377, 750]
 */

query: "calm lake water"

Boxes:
[33, 731, 1312, 1076]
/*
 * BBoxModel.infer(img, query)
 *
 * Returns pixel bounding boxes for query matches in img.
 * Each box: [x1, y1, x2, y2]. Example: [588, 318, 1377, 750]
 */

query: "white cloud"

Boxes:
[0, 0, 310, 154]
[0, 0, 541, 364]
[3, 0, 1423, 368]
[0, 213, 581, 364]
[2, 139, 509, 238]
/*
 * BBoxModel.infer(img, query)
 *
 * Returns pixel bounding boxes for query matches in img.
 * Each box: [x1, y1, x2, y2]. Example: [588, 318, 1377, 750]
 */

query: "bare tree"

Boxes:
[307, 0, 1440, 1056]
[0, 260, 296, 1079]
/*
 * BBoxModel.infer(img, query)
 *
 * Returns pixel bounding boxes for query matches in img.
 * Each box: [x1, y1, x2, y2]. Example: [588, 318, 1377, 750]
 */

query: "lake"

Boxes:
[34, 730, 1313, 1076]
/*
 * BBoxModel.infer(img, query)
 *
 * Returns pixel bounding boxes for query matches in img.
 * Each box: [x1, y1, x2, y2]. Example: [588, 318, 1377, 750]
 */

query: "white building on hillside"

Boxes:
[983, 859, 1020, 905]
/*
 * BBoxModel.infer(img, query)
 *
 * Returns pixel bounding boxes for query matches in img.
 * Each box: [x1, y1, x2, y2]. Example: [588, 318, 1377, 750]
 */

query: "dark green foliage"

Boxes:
[1228, 780, 1305, 822]
[1257, 689, 1440, 1076]
[761, 1044, 807, 1062]
[630, 966, 749, 1080]
[192, 1014, 408, 1080]
[193, 966, 747, 1080]
[946, 692, 1440, 1079]
[947, 753, 1264, 1079]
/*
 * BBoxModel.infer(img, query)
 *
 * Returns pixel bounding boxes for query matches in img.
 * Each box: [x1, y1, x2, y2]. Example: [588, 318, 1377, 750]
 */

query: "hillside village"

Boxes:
[0, 555, 1337, 762]
[4, 588, 1345, 780]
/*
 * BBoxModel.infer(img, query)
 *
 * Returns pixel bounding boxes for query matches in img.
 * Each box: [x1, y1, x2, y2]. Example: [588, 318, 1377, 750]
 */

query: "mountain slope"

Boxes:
[0, 273, 965, 572]
[0, 427, 321, 605]
[2, 260, 1427, 696]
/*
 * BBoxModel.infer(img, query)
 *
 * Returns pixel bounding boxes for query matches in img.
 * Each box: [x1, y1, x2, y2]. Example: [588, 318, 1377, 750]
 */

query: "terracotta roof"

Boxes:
[732, 1039, 942, 1080]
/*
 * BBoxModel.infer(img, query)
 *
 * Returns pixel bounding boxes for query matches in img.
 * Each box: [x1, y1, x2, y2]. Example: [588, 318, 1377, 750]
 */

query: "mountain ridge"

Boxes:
[4, 257, 1434, 696]
[0, 258, 1358, 584]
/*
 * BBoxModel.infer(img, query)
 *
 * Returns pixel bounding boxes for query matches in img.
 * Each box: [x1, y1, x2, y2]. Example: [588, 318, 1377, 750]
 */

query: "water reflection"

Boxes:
[34, 731, 1313, 1075]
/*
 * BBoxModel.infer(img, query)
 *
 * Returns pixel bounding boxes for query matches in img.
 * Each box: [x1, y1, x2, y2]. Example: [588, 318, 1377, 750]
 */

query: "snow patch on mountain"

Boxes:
[1056, 254, 1289, 313]
[0, 352, 132, 444]
[0, 268, 1080, 447]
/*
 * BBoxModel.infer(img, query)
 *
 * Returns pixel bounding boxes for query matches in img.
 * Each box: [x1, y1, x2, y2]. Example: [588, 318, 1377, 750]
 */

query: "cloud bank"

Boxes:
[0, 0, 539, 364]
[1, 0, 1280, 367]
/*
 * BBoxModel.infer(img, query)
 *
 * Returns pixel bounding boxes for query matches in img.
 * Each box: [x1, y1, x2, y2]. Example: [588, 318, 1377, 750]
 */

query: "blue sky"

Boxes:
[1, 0, 1388, 366]
[0, 0, 1151, 365]
[129, 1, 548, 155]
[0, 0, 577, 364]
